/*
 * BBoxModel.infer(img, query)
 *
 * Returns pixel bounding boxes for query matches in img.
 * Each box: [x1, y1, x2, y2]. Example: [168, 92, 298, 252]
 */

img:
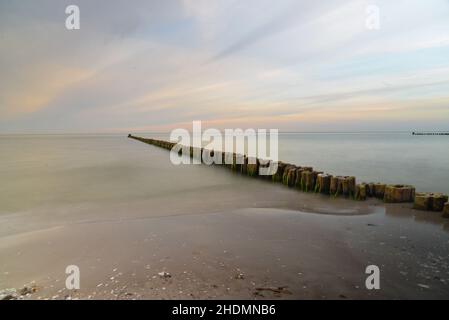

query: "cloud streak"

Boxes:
[1, 0, 449, 133]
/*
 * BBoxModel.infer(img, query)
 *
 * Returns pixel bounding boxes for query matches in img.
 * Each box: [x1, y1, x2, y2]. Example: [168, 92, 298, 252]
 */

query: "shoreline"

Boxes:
[1, 183, 449, 300]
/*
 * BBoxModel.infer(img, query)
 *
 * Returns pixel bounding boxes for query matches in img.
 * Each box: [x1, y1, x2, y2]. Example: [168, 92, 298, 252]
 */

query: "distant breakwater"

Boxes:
[128, 134, 449, 217]
[412, 131, 449, 135]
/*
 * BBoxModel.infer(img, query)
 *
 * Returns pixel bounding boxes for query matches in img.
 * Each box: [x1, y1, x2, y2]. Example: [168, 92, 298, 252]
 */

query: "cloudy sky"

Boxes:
[1, 0, 449, 133]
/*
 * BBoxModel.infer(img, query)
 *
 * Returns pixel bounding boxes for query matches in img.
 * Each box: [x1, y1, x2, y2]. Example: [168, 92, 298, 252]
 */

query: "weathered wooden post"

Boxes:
[300, 170, 310, 192]
[384, 185, 415, 203]
[257, 159, 272, 180]
[365, 183, 375, 197]
[303, 171, 322, 192]
[240, 155, 248, 174]
[234, 153, 241, 172]
[337, 176, 347, 196]
[299, 169, 315, 192]
[315, 173, 332, 194]
[282, 165, 296, 186]
[330, 176, 339, 196]
[413, 192, 432, 210]
[294, 167, 312, 189]
[282, 166, 297, 187]
[247, 157, 259, 177]
[347, 176, 356, 198]
[413, 192, 448, 211]
[272, 162, 288, 183]
[432, 194, 449, 211]
[373, 183, 386, 199]
[355, 183, 367, 200]
[443, 202, 449, 218]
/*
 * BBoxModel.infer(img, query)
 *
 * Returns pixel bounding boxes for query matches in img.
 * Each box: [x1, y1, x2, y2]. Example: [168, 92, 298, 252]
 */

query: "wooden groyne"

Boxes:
[128, 134, 449, 217]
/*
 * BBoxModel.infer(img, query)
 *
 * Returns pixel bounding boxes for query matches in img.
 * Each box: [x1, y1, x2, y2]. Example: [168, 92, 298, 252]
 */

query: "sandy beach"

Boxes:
[1, 137, 448, 299]
[2, 0, 449, 306]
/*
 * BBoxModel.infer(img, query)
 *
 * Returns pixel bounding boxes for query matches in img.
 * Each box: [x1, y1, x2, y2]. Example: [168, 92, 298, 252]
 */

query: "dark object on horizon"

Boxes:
[412, 131, 449, 135]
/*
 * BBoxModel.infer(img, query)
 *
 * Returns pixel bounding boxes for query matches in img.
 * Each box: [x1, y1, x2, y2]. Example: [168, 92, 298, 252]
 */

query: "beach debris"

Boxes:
[0, 288, 18, 300]
[19, 285, 38, 296]
[254, 286, 292, 297]
[235, 273, 245, 280]
[158, 271, 172, 279]
[384, 185, 415, 203]
[0, 284, 39, 300]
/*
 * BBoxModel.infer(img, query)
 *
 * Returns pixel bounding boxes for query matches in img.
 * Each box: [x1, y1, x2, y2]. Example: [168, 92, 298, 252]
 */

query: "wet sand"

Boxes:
[1, 139, 449, 300]
[1, 183, 449, 299]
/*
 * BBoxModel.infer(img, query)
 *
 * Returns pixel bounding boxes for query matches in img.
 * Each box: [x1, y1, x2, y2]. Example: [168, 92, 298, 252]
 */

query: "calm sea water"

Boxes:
[0, 133, 448, 215]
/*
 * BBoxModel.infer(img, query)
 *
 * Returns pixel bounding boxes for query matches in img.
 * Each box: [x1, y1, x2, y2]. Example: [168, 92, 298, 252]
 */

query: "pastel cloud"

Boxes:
[0, 0, 449, 133]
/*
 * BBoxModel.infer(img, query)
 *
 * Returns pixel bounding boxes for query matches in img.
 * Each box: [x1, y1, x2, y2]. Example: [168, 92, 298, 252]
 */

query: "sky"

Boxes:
[1, 0, 449, 133]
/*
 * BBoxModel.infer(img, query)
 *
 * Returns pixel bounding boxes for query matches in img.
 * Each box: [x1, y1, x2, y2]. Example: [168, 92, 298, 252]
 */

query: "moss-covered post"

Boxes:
[373, 183, 386, 199]
[384, 185, 415, 203]
[330, 176, 339, 196]
[413, 193, 432, 210]
[247, 157, 259, 177]
[432, 194, 449, 211]
[294, 167, 311, 190]
[355, 183, 367, 200]
[282, 165, 296, 186]
[315, 174, 332, 194]
[272, 162, 287, 183]
[282, 166, 297, 187]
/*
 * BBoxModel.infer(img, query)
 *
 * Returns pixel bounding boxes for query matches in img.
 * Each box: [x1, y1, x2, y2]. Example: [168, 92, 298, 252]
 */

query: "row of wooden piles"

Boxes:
[128, 135, 449, 218]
